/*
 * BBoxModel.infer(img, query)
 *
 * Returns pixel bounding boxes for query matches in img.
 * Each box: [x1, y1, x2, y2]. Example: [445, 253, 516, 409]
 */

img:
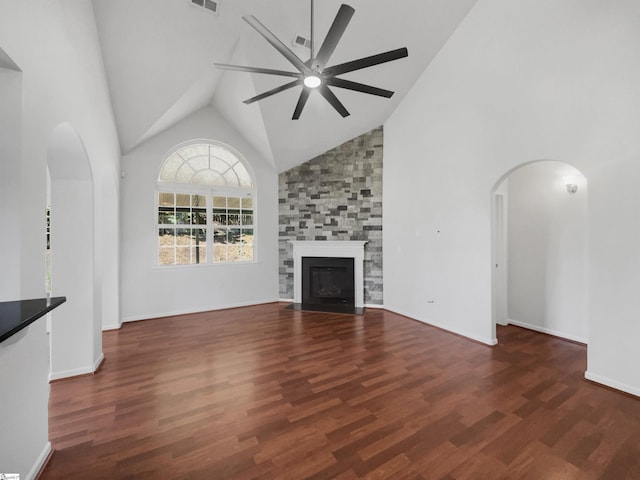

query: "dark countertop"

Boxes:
[0, 297, 66, 343]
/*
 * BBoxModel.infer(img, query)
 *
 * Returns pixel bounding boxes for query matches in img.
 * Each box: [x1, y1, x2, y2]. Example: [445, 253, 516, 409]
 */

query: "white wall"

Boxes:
[0, 1, 120, 476]
[384, 0, 640, 395]
[0, 64, 21, 301]
[120, 106, 279, 321]
[506, 161, 587, 343]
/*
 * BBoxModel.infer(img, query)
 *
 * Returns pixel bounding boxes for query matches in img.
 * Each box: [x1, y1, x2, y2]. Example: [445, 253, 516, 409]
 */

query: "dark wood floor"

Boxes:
[42, 303, 640, 479]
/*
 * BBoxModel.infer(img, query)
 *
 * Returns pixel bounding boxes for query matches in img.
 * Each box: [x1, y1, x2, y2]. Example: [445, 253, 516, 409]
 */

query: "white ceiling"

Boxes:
[92, 0, 478, 172]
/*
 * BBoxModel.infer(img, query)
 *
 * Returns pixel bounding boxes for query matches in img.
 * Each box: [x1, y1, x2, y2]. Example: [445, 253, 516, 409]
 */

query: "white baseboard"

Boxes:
[279, 298, 294, 303]
[506, 318, 587, 344]
[102, 322, 122, 331]
[365, 303, 384, 309]
[93, 351, 105, 371]
[26, 441, 51, 480]
[585, 370, 640, 398]
[385, 306, 497, 346]
[49, 352, 104, 381]
[121, 298, 279, 324]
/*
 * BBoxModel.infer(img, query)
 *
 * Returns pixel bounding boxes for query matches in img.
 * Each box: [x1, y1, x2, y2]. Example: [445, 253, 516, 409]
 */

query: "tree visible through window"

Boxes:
[157, 142, 254, 266]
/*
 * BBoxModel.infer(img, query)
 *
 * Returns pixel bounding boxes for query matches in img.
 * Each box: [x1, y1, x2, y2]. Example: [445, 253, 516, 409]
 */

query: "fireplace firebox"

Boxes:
[302, 256, 355, 307]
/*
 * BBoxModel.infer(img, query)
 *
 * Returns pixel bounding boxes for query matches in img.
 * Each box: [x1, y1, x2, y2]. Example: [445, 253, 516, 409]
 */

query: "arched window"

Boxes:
[157, 141, 255, 266]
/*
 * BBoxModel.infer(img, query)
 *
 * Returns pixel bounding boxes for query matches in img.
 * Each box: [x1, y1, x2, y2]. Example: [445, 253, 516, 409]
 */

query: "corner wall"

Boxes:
[278, 127, 384, 305]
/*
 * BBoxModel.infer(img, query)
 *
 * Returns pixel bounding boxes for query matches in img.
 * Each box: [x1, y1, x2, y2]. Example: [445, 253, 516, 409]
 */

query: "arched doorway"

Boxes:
[491, 160, 588, 344]
[47, 123, 102, 379]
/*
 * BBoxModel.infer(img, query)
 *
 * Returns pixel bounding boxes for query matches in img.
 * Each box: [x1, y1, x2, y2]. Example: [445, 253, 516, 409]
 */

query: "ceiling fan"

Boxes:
[214, 0, 408, 120]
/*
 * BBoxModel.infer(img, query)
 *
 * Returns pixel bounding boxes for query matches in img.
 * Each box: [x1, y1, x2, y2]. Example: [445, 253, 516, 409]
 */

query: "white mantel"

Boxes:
[290, 240, 367, 308]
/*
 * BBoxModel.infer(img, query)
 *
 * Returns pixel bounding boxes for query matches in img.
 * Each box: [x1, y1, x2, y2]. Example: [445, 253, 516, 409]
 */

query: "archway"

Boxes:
[47, 123, 102, 379]
[491, 160, 588, 344]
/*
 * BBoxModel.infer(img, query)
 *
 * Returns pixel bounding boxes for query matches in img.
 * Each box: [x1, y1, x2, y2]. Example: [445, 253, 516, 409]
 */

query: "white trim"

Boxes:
[386, 306, 498, 346]
[365, 303, 385, 309]
[506, 318, 587, 344]
[290, 240, 367, 308]
[279, 298, 294, 303]
[25, 441, 51, 480]
[585, 370, 640, 398]
[48, 352, 104, 381]
[102, 322, 122, 331]
[121, 299, 278, 323]
[93, 352, 105, 371]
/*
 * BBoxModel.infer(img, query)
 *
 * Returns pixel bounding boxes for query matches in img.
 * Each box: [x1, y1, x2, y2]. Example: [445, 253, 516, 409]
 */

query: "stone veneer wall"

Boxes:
[279, 126, 383, 305]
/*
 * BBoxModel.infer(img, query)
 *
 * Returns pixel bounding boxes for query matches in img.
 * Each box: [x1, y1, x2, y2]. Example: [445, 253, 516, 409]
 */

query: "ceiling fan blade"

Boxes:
[214, 63, 302, 79]
[323, 47, 408, 77]
[312, 4, 355, 71]
[319, 85, 350, 117]
[243, 79, 302, 105]
[326, 78, 394, 98]
[243, 15, 310, 74]
[292, 88, 311, 120]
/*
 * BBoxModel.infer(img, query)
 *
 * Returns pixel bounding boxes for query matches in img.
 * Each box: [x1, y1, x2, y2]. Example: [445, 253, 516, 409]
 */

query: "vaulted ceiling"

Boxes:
[92, 0, 478, 172]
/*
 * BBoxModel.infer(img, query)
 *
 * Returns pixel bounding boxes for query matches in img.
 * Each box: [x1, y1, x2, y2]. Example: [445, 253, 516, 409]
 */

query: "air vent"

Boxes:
[293, 34, 311, 49]
[190, 0, 219, 15]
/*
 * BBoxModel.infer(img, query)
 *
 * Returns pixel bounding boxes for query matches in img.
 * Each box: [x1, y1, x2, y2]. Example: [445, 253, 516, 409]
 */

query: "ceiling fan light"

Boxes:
[304, 75, 322, 88]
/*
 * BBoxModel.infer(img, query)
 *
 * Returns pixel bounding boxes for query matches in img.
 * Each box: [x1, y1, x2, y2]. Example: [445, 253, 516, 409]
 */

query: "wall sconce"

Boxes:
[563, 176, 578, 194]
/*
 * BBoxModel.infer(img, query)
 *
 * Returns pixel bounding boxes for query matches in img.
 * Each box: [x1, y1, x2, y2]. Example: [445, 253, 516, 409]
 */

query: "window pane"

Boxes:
[159, 155, 183, 182]
[213, 196, 226, 208]
[241, 229, 254, 245]
[236, 166, 252, 188]
[211, 156, 233, 175]
[213, 213, 227, 226]
[189, 155, 209, 172]
[213, 228, 227, 244]
[227, 197, 241, 209]
[175, 210, 191, 224]
[158, 210, 174, 224]
[228, 228, 241, 244]
[241, 214, 253, 226]
[180, 143, 209, 161]
[158, 248, 175, 265]
[159, 192, 174, 207]
[175, 247, 191, 265]
[214, 244, 227, 262]
[176, 193, 191, 207]
[159, 229, 174, 247]
[228, 213, 240, 226]
[194, 228, 206, 242]
[192, 194, 206, 207]
[241, 197, 253, 209]
[194, 211, 207, 225]
[158, 229, 175, 265]
[194, 244, 207, 264]
[223, 169, 239, 187]
[175, 164, 194, 184]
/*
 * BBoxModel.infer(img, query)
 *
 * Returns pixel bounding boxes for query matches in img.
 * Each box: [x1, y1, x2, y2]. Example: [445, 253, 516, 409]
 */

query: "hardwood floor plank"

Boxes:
[41, 303, 640, 479]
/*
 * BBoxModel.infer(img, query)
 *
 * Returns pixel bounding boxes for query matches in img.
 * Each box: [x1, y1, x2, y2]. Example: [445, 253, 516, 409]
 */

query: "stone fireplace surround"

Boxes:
[278, 127, 383, 306]
[290, 240, 367, 309]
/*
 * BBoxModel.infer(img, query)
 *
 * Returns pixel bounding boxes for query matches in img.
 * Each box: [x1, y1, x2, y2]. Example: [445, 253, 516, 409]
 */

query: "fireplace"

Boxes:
[288, 240, 367, 314]
[302, 257, 355, 307]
